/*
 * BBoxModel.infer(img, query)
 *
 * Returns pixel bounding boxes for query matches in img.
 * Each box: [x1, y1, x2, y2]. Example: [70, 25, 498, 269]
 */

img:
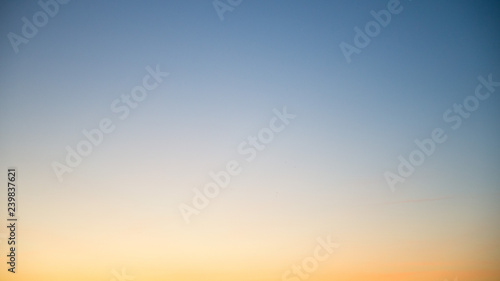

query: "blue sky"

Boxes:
[1, 1, 500, 280]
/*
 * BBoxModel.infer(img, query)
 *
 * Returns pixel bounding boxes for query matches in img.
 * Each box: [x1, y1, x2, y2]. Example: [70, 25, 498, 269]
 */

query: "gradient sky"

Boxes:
[1, 1, 500, 280]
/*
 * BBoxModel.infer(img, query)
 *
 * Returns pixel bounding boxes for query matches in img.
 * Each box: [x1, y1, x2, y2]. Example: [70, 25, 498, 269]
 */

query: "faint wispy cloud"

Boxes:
[376, 196, 454, 206]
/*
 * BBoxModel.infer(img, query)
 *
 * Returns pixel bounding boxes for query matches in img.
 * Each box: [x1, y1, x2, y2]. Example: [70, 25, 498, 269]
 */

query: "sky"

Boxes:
[1, 0, 500, 280]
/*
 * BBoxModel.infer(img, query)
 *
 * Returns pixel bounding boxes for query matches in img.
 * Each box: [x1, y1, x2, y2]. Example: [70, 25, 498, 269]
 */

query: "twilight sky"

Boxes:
[1, 1, 500, 280]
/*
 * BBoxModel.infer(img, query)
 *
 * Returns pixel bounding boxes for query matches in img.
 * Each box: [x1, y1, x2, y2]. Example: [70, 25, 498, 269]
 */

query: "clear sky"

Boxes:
[1, 0, 500, 280]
